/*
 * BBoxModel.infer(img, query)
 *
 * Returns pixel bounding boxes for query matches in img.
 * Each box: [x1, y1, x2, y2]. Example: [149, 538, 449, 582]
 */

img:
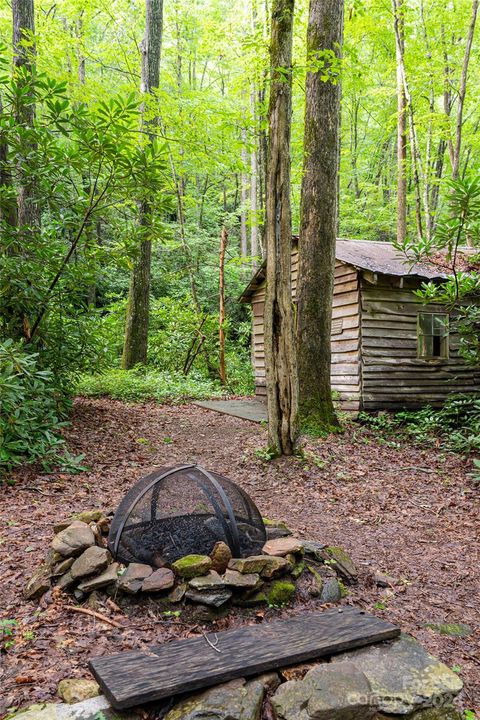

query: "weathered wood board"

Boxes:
[89, 607, 400, 709]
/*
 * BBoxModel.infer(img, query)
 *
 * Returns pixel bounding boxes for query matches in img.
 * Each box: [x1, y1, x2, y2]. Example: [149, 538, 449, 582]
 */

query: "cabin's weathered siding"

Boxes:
[251, 253, 361, 410]
[330, 261, 361, 410]
[360, 274, 480, 409]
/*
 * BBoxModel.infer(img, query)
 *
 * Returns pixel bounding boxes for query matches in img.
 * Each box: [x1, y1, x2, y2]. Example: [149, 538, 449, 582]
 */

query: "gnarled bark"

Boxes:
[263, 0, 298, 456]
[296, 0, 344, 432]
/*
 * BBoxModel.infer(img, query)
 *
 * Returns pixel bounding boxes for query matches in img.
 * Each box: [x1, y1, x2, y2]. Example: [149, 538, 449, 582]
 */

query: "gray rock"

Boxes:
[228, 555, 289, 578]
[331, 633, 463, 715]
[51, 557, 75, 578]
[56, 694, 143, 719]
[168, 582, 187, 602]
[57, 679, 100, 704]
[188, 570, 225, 590]
[57, 570, 76, 590]
[12, 695, 143, 720]
[117, 563, 153, 593]
[223, 569, 261, 589]
[51, 522, 95, 558]
[165, 677, 264, 720]
[24, 565, 51, 599]
[301, 540, 327, 560]
[320, 577, 342, 604]
[141, 568, 175, 592]
[376, 708, 463, 720]
[425, 622, 472, 637]
[172, 554, 213, 578]
[54, 510, 105, 534]
[321, 546, 358, 584]
[266, 526, 291, 540]
[77, 563, 120, 592]
[70, 547, 110, 580]
[262, 537, 304, 557]
[8, 704, 59, 719]
[272, 662, 376, 720]
[210, 541, 232, 574]
[186, 587, 232, 607]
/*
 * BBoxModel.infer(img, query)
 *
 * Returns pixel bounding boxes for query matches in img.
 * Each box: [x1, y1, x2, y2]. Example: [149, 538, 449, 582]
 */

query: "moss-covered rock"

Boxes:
[267, 580, 296, 607]
[291, 560, 305, 580]
[426, 622, 472, 637]
[321, 546, 358, 584]
[172, 554, 212, 579]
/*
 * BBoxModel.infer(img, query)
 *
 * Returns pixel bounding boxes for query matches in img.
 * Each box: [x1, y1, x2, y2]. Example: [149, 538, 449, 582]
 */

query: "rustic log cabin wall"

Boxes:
[360, 274, 480, 409]
[250, 250, 362, 410]
[243, 240, 479, 411]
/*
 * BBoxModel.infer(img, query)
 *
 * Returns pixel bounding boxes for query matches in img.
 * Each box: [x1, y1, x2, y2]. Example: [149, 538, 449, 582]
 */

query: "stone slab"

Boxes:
[332, 633, 463, 714]
[193, 399, 267, 423]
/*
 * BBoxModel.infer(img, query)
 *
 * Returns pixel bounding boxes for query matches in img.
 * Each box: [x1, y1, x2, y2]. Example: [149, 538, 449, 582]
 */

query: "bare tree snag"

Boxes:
[393, 0, 407, 245]
[219, 225, 228, 385]
[264, 0, 298, 456]
[122, 0, 163, 369]
[296, 0, 344, 433]
[12, 0, 39, 236]
[452, 0, 478, 181]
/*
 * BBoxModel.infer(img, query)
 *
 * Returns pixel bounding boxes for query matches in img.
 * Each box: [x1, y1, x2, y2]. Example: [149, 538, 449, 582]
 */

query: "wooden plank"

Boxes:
[89, 608, 400, 710]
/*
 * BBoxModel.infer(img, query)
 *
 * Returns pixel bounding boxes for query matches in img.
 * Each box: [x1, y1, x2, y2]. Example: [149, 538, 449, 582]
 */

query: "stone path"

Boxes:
[193, 398, 267, 423]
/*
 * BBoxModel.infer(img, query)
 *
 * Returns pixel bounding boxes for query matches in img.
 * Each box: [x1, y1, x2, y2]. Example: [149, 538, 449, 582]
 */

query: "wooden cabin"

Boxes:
[240, 239, 480, 411]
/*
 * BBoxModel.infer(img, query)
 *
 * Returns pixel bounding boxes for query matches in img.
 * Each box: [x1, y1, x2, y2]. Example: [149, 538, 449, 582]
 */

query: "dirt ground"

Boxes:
[1, 398, 479, 717]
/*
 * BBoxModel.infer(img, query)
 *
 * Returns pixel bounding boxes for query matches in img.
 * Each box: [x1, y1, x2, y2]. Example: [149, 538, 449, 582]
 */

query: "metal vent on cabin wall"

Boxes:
[108, 464, 266, 566]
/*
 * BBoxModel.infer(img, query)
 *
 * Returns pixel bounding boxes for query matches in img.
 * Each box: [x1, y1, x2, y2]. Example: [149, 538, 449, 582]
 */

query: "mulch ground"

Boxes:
[1, 397, 479, 717]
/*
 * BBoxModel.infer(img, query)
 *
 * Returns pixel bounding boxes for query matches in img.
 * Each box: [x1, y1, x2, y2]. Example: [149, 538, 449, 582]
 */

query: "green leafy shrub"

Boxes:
[359, 394, 480, 454]
[0, 340, 79, 477]
[76, 367, 223, 403]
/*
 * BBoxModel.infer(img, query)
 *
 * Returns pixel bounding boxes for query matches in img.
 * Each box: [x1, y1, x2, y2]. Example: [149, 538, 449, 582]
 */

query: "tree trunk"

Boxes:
[451, 0, 478, 181]
[393, 0, 407, 245]
[240, 128, 249, 262]
[296, 0, 344, 433]
[263, 0, 298, 456]
[12, 0, 39, 237]
[122, 0, 163, 369]
[219, 225, 228, 385]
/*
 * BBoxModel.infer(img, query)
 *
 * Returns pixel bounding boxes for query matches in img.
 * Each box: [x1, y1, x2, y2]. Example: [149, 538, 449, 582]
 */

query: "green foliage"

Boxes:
[359, 394, 480, 455]
[0, 340, 85, 477]
[76, 367, 222, 404]
[0, 619, 17, 650]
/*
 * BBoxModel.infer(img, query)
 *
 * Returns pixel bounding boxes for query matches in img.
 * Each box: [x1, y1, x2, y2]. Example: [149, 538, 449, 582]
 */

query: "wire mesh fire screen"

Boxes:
[108, 464, 266, 566]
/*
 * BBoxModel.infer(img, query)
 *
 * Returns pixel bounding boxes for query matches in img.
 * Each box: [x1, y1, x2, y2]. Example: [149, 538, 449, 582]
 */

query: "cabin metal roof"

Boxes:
[240, 238, 451, 302]
[335, 240, 448, 279]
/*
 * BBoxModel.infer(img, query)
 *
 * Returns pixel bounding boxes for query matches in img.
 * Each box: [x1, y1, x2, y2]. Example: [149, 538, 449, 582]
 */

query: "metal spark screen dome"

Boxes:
[108, 464, 266, 566]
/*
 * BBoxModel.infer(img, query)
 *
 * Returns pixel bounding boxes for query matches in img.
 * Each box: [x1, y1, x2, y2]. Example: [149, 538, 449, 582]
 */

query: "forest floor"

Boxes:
[1, 397, 479, 717]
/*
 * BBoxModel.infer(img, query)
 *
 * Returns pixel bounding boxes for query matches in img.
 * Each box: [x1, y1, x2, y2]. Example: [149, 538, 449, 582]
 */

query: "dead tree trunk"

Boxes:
[263, 0, 298, 456]
[451, 0, 478, 181]
[122, 0, 163, 368]
[219, 225, 228, 385]
[393, 0, 407, 245]
[296, 0, 344, 433]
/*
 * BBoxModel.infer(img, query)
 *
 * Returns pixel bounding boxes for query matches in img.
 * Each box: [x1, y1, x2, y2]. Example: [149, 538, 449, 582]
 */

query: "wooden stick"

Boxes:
[64, 605, 123, 629]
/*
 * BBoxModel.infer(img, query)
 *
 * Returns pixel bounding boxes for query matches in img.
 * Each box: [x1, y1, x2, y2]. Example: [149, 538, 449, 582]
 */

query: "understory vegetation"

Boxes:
[1, 0, 480, 474]
[359, 394, 480, 457]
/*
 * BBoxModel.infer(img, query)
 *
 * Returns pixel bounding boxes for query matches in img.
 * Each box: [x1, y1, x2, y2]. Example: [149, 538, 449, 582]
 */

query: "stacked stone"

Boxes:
[24, 513, 358, 610]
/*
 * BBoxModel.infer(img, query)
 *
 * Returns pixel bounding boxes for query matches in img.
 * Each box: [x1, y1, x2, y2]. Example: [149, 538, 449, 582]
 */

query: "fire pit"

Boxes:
[107, 464, 266, 566]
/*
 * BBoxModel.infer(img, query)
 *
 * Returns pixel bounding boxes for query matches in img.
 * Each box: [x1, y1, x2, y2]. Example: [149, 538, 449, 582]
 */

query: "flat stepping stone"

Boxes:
[89, 607, 400, 709]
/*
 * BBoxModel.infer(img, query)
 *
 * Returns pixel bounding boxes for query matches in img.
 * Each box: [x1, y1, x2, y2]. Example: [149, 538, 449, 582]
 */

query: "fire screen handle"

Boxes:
[194, 465, 241, 557]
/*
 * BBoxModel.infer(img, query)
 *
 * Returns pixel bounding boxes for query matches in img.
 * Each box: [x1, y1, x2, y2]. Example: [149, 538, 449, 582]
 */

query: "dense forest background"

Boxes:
[1, 0, 479, 471]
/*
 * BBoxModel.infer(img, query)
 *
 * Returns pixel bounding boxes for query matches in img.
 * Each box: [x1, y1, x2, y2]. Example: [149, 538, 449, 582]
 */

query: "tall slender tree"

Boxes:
[263, 0, 298, 456]
[296, 0, 344, 432]
[122, 0, 163, 368]
[393, 0, 407, 245]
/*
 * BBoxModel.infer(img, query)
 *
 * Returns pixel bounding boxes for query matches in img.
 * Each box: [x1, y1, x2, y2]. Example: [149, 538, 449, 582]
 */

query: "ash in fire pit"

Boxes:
[108, 464, 266, 566]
